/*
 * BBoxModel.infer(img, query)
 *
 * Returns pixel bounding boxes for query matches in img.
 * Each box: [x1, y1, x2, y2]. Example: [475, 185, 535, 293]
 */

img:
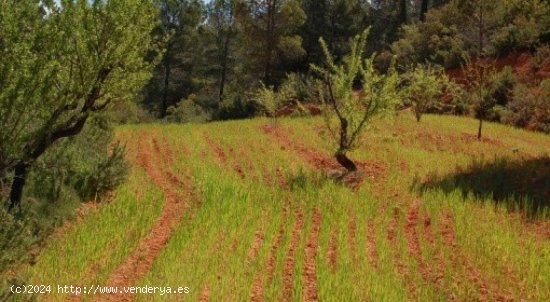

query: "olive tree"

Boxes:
[311, 29, 399, 172]
[0, 0, 160, 210]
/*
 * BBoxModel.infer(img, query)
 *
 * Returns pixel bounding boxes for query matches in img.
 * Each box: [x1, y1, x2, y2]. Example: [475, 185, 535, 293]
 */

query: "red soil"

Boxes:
[204, 135, 250, 180]
[275, 102, 322, 117]
[404, 200, 432, 283]
[247, 230, 265, 265]
[387, 206, 418, 299]
[347, 209, 358, 263]
[99, 134, 191, 302]
[283, 209, 304, 301]
[421, 212, 446, 291]
[261, 124, 387, 186]
[327, 230, 338, 272]
[365, 221, 379, 270]
[447, 51, 550, 84]
[198, 285, 210, 302]
[439, 210, 512, 301]
[303, 208, 322, 302]
[250, 206, 289, 302]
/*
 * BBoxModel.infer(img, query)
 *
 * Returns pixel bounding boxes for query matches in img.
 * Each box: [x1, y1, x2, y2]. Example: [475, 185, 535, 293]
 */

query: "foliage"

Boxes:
[252, 84, 284, 117]
[108, 100, 154, 124]
[0, 0, 159, 208]
[391, 2, 466, 68]
[141, 0, 206, 117]
[311, 29, 399, 171]
[26, 116, 127, 202]
[503, 80, 550, 133]
[532, 44, 550, 71]
[300, 0, 369, 66]
[489, 0, 550, 55]
[392, 0, 550, 67]
[235, 0, 306, 86]
[166, 95, 211, 123]
[401, 64, 456, 121]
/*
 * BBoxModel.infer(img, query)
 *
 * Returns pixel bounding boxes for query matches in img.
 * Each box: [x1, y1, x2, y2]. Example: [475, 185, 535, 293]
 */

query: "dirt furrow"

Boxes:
[283, 208, 304, 301]
[348, 209, 358, 263]
[303, 208, 322, 302]
[247, 230, 266, 265]
[387, 207, 418, 299]
[260, 125, 387, 182]
[250, 206, 289, 302]
[421, 212, 447, 291]
[439, 210, 510, 301]
[365, 221, 379, 270]
[404, 200, 432, 283]
[327, 230, 338, 272]
[98, 135, 190, 302]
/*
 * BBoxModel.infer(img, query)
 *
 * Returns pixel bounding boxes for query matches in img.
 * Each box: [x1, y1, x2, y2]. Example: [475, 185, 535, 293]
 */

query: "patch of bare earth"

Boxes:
[303, 208, 322, 302]
[96, 134, 191, 302]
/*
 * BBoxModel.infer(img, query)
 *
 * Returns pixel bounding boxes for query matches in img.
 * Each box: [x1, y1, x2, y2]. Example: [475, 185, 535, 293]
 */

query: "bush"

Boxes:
[27, 115, 129, 203]
[109, 100, 153, 124]
[504, 80, 550, 133]
[532, 44, 550, 71]
[0, 207, 36, 300]
[490, 66, 517, 107]
[278, 73, 321, 104]
[166, 94, 210, 123]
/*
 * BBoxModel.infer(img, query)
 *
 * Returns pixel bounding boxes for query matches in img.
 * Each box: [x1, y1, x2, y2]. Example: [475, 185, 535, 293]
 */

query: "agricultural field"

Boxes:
[17, 113, 550, 301]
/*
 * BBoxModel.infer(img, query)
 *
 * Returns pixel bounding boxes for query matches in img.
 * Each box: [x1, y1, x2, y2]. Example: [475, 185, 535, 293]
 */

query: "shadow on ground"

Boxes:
[417, 155, 550, 218]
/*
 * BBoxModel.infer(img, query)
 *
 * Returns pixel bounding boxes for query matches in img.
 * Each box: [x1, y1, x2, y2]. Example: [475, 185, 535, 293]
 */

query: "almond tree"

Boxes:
[402, 64, 455, 122]
[311, 29, 399, 172]
[0, 0, 160, 210]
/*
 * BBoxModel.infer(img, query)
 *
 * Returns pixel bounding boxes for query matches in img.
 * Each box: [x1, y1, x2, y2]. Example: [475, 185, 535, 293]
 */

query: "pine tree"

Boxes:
[236, 0, 306, 86]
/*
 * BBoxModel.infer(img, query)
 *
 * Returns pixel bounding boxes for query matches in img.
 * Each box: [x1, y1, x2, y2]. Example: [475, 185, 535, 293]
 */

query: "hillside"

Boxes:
[17, 114, 550, 301]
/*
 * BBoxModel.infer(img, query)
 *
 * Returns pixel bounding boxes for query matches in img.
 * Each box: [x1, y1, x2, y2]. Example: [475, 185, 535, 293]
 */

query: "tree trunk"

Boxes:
[399, 0, 408, 25]
[219, 34, 230, 103]
[415, 110, 422, 122]
[7, 163, 29, 211]
[336, 151, 357, 172]
[420, 0, 429, 22]
[161, 56, 172, 118]
[477, 117, 483, 139]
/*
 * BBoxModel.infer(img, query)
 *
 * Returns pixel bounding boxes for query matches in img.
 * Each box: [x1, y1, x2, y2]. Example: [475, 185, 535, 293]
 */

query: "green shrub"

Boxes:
[109, 100, 153, 124]
[166, 94, 211, 123]
[27, 115, 128, 203]
[504, 79, 550, 133]
[490, 67, 516, 107]
[0, 207, 36, 299]
[532, 44, 550, 71]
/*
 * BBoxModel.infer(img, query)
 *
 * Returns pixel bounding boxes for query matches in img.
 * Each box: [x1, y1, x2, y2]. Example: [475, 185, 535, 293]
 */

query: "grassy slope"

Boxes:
[18, 113, 550, 301]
